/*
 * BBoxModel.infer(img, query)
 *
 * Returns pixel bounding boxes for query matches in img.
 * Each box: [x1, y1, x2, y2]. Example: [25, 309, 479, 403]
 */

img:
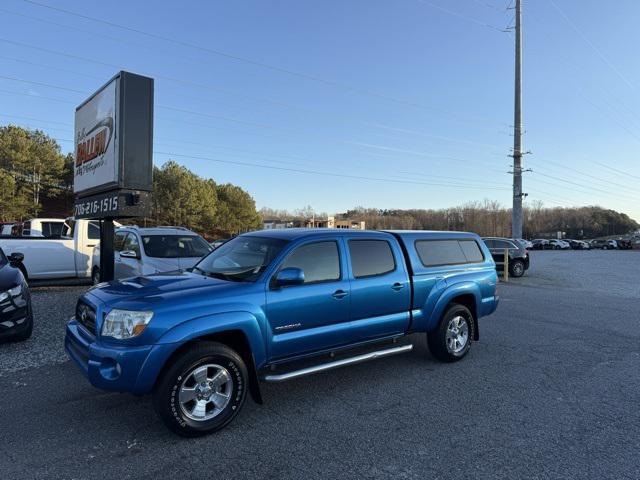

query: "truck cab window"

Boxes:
[348, 240, 395, 278]
[280, 241, 340, 284]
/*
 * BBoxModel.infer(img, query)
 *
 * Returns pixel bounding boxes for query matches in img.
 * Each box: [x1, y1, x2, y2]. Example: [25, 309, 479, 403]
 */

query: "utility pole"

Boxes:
[511, 0, 524, 239]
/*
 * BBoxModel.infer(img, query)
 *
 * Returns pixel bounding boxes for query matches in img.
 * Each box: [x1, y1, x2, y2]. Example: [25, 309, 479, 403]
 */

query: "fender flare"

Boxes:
[134, 311, 266, 402]
[428, 281, 482, 339]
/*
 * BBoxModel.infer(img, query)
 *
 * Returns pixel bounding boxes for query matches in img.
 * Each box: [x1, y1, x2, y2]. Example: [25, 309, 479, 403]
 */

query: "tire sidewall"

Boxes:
[159, 349, 247, 436]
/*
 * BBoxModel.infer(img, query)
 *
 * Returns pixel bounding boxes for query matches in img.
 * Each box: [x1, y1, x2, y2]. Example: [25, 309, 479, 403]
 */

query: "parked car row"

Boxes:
[529, 238, 632, 250]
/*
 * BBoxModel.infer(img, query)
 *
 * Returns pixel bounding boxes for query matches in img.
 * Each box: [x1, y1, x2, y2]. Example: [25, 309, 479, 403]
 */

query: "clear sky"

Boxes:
[1, 0, 639, 221]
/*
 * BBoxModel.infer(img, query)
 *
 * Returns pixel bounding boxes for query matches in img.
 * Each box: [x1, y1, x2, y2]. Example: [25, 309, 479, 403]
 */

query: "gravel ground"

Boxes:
[0, 251, 638, 479]
[0, 286, 84, 375]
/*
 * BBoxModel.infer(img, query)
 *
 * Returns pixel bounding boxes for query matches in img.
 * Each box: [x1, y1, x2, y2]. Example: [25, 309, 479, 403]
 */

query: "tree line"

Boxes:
[0, 125, 262, 238]
[3, 125, 636, 240]
[262, 201, 639, 239]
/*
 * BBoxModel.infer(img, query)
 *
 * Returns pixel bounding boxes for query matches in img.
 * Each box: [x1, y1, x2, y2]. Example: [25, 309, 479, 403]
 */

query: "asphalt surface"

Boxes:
[1, 250, 638, 479]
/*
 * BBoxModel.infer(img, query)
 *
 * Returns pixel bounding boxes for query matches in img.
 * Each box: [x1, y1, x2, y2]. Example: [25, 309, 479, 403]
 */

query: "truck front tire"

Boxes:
[153, 342, 248, 437]
[427, 304, 473, 362]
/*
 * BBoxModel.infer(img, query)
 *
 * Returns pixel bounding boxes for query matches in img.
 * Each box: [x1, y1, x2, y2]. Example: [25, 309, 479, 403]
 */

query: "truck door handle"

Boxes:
[391, 282, 405, 291]
[332, 289, 348, 299]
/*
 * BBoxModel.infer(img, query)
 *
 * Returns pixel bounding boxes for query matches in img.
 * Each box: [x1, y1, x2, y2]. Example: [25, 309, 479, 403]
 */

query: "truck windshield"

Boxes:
[142, 235, 212, 258]
[193, 236, 288, 282]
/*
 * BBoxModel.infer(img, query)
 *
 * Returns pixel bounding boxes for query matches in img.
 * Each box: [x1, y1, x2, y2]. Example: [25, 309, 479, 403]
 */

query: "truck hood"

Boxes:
[86, 270, 250, 308]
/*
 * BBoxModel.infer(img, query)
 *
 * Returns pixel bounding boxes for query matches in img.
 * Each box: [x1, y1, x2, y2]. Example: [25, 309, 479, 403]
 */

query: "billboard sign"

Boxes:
[74, 77, 118, 195]
[73, 71, 153, 218]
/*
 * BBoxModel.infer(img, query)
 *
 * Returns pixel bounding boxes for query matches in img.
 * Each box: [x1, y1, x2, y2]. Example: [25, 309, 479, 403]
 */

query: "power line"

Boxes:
[5, 76, 635, 208]
[5, 90, 637, 204]
[0, 75, 87, 94]
[416, 0, 510, 33]
[3, 83, 636, 206]
[153, 150, 510, 191]
[0, 113, 72, 127]
[0, 76, 508, 169]
[0, 117, 590, 209]
[547, 0, 637, 92]
[592, 161, 640, 182]
[0, 37, 509, 144]
[532, 171, 640, 202]
[529, 157, 639, 193]
[18, 0, 508, 127]
[0, 110, 511, 189]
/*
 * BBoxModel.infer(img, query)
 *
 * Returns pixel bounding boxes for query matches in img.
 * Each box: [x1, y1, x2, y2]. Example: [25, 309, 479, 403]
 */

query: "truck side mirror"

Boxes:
[120, 250, 140, 259]
[8, 252, 24, 265]
[274, 267, 305, 287]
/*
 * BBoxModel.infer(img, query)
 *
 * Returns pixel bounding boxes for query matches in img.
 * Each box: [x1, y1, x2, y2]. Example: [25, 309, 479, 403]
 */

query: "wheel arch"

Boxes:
[146, 323, 264, 405]
[447, 293, 479, 341]
[430, 284, 480, 341]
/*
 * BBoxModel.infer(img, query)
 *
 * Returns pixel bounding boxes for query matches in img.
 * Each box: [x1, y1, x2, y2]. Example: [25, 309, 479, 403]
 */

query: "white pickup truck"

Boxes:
[0, 219, 104, 280]
[0, 218, 69, 238]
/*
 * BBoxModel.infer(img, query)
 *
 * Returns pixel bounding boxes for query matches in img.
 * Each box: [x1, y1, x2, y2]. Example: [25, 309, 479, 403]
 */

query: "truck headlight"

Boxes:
[102, 309, 153, 339]
[0, 285, 22, 303]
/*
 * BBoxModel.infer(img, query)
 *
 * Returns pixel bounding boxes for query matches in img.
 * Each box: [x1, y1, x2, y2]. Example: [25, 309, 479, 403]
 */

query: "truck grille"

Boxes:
[76, 301, 97, 335]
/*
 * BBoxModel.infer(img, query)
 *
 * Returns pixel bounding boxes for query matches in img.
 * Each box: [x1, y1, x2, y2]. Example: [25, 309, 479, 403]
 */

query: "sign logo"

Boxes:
[75, 116, 114, 175]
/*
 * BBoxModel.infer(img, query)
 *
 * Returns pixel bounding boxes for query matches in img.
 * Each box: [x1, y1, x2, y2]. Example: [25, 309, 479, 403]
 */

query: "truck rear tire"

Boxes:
[427, 304, 473, 362]
[153, 341, 248, 437]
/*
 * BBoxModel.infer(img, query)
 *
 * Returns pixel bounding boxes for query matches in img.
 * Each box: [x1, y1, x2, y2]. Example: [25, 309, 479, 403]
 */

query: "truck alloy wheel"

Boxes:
[427, 304, 473, 362]
[445, 316, 469, 355]
[178, 364, 233, 421]
[153, 342, 248, 437]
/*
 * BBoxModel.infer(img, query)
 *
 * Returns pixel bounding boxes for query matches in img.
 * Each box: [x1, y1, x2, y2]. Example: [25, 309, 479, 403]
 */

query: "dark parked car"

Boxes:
[482, 237, 530, 277]
[0, 248, 32, 341]
[567, 239, 590, 250]
[531, 239, 550, 250]
[616, 239, 632, 250]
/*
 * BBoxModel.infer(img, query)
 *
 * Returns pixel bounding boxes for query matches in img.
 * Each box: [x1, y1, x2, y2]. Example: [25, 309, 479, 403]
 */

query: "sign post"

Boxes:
[74, 71, 154, 282]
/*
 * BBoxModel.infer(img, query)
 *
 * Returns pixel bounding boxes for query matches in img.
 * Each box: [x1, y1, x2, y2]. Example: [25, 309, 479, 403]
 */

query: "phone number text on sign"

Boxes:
[74, 194, 118, 218]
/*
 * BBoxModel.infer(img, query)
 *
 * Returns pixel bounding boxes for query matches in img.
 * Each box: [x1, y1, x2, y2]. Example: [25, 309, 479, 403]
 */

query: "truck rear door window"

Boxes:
[415, 239, 484, 267]
[348, 240, 395, 278]
[458, 240, 484, 263]
[281, 241, 340, 284]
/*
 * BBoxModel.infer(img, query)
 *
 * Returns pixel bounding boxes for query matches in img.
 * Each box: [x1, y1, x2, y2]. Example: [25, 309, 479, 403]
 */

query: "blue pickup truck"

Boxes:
[66, 229, 499, 436]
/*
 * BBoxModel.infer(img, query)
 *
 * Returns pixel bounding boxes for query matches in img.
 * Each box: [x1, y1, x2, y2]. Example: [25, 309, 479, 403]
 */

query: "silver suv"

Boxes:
[92, 226, 212, 283]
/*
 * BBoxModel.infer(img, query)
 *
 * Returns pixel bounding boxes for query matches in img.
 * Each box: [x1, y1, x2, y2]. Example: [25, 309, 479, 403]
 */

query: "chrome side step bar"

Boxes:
[262, 344, 413, 383]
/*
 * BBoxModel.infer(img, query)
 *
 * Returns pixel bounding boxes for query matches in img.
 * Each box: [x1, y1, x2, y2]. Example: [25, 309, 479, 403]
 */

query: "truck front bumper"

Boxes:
[65, 317, 161, 394]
